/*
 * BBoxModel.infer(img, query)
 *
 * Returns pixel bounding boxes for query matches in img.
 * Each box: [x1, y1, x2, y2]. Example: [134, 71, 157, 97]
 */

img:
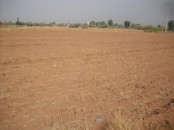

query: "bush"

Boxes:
[89, 21, 96, 27]
[81, 24, 88, 29]
[96, 21, 108, 28]
[136, 24, 164, 32]
[69, 24, 81, 28]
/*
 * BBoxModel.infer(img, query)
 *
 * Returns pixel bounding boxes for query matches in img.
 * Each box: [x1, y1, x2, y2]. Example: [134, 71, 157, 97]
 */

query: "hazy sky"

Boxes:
[0, 0, 174, 26]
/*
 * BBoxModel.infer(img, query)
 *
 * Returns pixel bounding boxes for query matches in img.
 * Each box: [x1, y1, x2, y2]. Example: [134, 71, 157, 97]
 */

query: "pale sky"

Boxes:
[0, 0, 174, 26]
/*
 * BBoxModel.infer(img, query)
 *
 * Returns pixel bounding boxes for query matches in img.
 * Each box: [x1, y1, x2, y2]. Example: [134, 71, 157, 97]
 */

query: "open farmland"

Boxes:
[0, 27, 174, 130]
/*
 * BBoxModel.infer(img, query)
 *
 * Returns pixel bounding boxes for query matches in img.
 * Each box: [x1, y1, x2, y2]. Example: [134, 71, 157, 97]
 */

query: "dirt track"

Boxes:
[0, 27, 174, 130]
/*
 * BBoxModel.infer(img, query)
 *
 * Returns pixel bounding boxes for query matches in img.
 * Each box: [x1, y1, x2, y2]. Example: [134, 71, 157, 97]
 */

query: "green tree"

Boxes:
[124, 20, 131, 28]
[168, 20, 174, 31]
[89, 21, 96, 27]
[108, 19, 113, 26]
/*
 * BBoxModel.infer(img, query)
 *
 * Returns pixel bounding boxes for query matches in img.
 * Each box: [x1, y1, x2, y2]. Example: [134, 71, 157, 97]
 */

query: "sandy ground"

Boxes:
[0, 27, 174, 130]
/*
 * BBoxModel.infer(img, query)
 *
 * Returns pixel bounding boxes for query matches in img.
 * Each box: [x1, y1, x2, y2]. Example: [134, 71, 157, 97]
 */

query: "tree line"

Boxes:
[70, 19, 174, 32]
[1, 18, 174, 31]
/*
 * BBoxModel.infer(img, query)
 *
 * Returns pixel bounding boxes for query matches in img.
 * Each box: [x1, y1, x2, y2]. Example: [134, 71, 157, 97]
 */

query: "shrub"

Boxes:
[69, 23, 81, 28]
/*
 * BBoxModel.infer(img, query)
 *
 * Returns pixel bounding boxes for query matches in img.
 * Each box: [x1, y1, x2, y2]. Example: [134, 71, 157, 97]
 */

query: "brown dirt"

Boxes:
[0, 27, 174, 130]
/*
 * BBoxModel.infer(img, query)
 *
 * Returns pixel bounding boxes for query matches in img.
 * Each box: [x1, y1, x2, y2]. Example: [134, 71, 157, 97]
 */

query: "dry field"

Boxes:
[0, 27, 174, 130]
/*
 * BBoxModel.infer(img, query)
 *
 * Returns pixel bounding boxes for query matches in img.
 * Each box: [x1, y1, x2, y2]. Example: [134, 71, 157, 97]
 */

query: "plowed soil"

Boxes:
[0, 27, 174, 130]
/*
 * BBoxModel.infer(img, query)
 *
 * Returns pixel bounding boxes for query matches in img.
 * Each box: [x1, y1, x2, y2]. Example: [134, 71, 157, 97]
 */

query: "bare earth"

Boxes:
[0, 27, 174, 130]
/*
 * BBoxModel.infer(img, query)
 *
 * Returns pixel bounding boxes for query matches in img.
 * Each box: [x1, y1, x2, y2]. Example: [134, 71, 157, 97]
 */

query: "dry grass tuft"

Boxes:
[105, 111, 132, 130]
[104, 111, 174, 130]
